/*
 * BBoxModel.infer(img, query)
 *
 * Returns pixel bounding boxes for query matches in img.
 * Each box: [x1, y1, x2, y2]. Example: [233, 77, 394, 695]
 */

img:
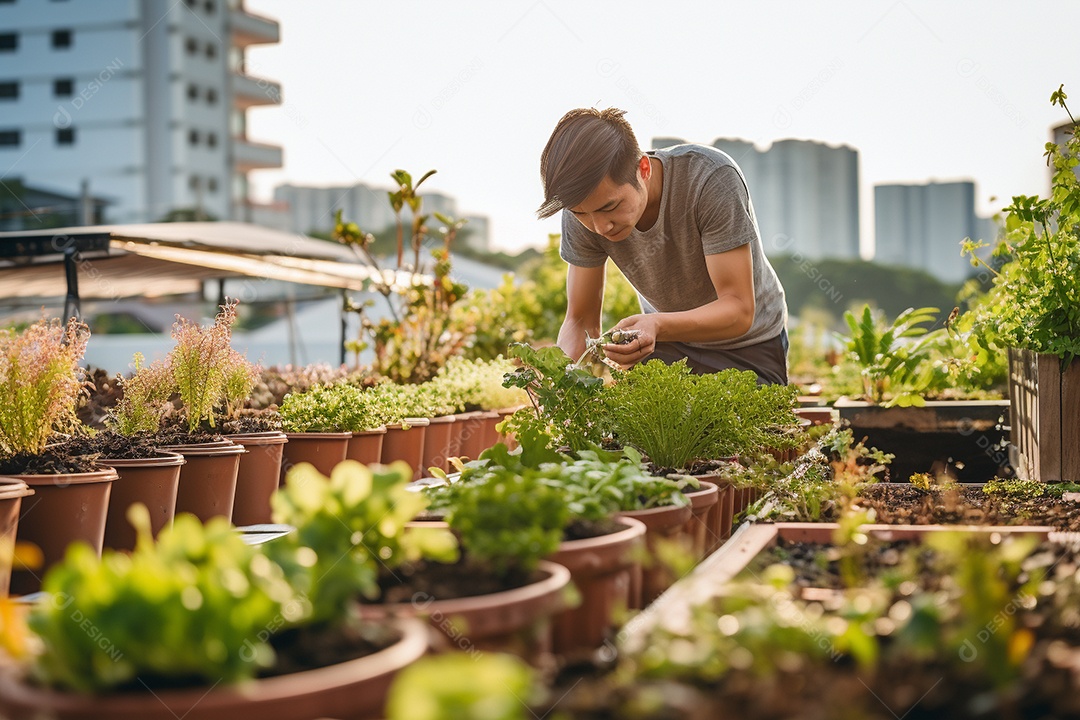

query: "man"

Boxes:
[538, 107, 789, 385]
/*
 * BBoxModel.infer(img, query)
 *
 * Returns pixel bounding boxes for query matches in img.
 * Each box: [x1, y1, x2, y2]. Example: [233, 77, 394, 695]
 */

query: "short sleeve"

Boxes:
[696, 167, 760, 255]
[559, 211, 609, 268]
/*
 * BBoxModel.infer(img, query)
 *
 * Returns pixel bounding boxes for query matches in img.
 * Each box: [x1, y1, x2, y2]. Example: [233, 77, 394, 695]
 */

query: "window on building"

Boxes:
[188, 129, 199, 146]
[206, 87, 217, 104]
[51, 30, 72, 49]
[204, 1, 215, 13]
[187, 83, 198, 101]
[0, 130, 20, 147]
[185, 37, 198, 55]
[0, 34, 17, 52]
[53, 78, 73, 96]
[205, 43, 217, 60]
[56, 127, 74, 145]
[189, 175, 200, 191]
[207, 177, 218, 193]
[206, 132, 217, 149]
[0, 82, 17, 100]
[0, 1, 16, 5]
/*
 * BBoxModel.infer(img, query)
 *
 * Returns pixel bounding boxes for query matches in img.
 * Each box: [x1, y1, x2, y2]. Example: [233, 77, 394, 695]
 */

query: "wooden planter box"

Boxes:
[833, 397, 1011, 483]
[1008, 348, 1080, 482]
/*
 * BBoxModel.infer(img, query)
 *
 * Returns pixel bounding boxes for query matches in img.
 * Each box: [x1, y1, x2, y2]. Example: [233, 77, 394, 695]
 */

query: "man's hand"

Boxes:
[603, 314, 661, 370]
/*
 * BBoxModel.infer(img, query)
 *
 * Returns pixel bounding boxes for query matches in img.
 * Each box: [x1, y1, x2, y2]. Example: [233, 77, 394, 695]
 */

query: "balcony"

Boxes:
[232, 71, 281, 109]
[233, 138, 283, 172]
[230, 8, 280, 47]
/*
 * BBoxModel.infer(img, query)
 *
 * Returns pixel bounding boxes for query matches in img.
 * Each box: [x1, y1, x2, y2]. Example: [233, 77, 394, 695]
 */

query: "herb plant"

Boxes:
[279, 382, 391, 433]
[0, 317, 90, 456]
[963, 86, 1080, 364]
[386, 653, 537, 720]
[603, 360, 799, 470]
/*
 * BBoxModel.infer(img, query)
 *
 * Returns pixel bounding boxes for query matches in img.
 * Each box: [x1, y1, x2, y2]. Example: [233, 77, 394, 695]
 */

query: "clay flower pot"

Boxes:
[381, 419, 430, 481]
[460, 411, 499, 461]
[160, 440, 246, 523]
[361, 560, 571, 666]
[9, 468, 116, 595]
[99, 452, 185, 552]
[617, 503, 694, 608]
[447, 411, 477, 460]
[280, 432, 351, 484]
[345, 427, 387, 466]
[681, 482, 720, 560]
[420, 416, 456, 476]
[0, 478, 34, 596]
[228, 432, 288, 526]
[0, 617, 429, 720]
[549, 516, 646, 654]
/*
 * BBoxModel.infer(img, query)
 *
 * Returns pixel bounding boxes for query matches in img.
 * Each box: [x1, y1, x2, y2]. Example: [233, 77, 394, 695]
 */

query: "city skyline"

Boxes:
[242, 0, 1078, 256]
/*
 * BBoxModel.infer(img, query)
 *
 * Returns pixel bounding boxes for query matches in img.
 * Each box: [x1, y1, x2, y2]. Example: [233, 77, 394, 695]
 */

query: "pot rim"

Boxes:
[97, 451, 187, 468]
[0, 477, 34, 500]
[8, 468, 118, 487]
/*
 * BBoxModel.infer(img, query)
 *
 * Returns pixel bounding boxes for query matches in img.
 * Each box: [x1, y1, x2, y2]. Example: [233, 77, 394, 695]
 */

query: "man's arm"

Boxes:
[603, 244, 754, 368]
[557, 263, 605, 360]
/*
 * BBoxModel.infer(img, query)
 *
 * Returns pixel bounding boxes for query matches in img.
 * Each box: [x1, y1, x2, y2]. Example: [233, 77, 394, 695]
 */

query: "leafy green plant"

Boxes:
[604, 360, 799, 470]
[334, 172, 474, 384]
[386, 652, 537, 720]
[963, 86, 1080, 364]
[502, 342, 610, 451]
[0, 317, 90, 456]
[279, 382, 391, 433]
[28, 510, 298, 692]
[837, 304, 945, 406]
[427, 356, 528, 412]
[266, 460, 457, 624]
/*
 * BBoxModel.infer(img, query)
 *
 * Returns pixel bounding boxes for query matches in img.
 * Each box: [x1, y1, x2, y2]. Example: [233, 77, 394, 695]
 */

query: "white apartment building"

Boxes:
[874, 181, 978, 284]
[0, 0, 281, 226]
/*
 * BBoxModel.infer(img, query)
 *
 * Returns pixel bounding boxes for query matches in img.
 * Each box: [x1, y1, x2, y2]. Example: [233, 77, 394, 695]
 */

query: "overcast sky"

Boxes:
[244, 0, 1079, 256]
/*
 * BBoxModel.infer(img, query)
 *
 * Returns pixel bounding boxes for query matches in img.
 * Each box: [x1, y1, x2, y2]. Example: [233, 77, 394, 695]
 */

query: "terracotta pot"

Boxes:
[99, 453, 185, 552]
[9, 468, 116, 596]
[161, 441, 246, 523]
[228, 432, 288, 527]
[345, 427, 387, 466]
[451, 411, 481, 461]
[549, 516, 646, 654]
[460, 411, 499, 461]
[381, 419, 430, 481]
[420, 416, 456, 476]
[361, 560, 570, 666]
[0, 478, 34, 597]
[280, 432, 351, 483]
[681, 482, 720, 560]
[617, 503, 694, 609]
[697, 478, 735, 552]
[0, 617, 429, 720]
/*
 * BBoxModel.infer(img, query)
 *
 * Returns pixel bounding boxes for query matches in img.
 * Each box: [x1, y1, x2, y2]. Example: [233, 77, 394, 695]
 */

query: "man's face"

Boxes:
[568, 170, 647, 242]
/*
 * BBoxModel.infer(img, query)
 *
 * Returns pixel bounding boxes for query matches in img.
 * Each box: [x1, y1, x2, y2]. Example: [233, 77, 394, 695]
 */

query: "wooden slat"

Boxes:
[1063, 357, 1080, 482]
[1037, 353, 1063, 482]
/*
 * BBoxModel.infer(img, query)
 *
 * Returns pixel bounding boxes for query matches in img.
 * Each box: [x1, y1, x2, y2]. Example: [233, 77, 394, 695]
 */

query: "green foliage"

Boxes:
[386, 652, 537, 720]
[278, 382, 389, 432]
[266, 461, 457, 623]
[604, 360, 800, 470]
[109, 352, 173, 435]
[503, 342, 610, 451]
[962, 86, 1080, 363]
[428, 356, 528, 412]
[0, 317, 90, 456]
[29, 512, 298, 692]
[837, 305, 945, 405]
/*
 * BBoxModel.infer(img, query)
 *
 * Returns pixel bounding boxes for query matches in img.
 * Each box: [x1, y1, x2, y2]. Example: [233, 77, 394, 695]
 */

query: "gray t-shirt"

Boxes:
[560, 144, 788, 350]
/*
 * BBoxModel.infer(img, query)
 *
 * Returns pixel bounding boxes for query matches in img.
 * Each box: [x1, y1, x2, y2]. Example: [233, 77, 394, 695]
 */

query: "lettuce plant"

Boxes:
[29, 511, 299, 692]
[266, 460, 456, 622]
[279, 382, 390, 432]
[0, 317, 90, 456]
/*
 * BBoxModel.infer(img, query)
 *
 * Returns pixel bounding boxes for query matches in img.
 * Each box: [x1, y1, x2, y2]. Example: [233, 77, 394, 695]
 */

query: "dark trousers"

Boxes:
[645, 329, 789, 385]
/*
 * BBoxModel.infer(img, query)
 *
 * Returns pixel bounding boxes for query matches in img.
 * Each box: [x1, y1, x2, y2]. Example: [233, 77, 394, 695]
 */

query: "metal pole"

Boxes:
[62, 246, 81, 322]
[340, 289, 348, 367]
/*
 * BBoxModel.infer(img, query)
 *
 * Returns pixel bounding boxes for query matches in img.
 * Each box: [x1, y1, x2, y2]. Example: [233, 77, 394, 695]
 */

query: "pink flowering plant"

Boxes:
[0, 318, 90, 457]
[110, 300, 259, 436]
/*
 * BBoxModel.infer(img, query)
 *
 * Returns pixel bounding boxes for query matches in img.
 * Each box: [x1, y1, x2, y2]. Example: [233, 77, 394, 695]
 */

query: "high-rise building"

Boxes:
[873, 181, 979, 283]
[652, 136, 860, 260]
[0, 0, 282, 226]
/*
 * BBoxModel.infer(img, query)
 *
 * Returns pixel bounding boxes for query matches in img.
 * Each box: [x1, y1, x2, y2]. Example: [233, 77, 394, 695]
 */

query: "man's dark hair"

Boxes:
[537, 107, 642, 219]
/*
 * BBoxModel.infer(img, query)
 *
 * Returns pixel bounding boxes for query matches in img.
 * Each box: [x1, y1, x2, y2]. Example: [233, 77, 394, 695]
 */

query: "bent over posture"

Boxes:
[538, 107, 789, 385]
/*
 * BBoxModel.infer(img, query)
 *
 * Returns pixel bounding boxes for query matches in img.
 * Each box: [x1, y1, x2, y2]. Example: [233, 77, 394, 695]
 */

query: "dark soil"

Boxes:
[154, 429, 227, 447]
[264, 620, 400, 677]
[0, 443, 104, 474]
[220, 408, 283, 435]
[563, 517, 623, 542]
[748, 538, 931, 590]
[855, 483, 1080, 531]
[64, 431, 168, 460]
[375, 557, 538, 605]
